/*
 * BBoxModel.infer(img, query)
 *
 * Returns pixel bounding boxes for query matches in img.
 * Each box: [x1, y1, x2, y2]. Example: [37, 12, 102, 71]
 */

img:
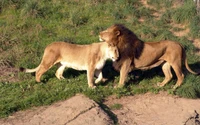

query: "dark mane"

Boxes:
[113, 24, 144, 59]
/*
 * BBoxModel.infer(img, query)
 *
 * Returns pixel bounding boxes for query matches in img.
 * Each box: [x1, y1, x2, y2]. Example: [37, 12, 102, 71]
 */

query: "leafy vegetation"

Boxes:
[0, 0, 200, 118]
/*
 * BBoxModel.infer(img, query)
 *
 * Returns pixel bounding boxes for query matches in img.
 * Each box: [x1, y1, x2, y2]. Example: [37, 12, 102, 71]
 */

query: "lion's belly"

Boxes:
[60, 61, 87, 70]
[135, 60, 165, 70]
[134, 44, 165, 69]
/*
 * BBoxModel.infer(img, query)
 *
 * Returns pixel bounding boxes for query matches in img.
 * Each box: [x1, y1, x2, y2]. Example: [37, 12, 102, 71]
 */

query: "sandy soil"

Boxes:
[0, 94, 113, 125]
[1, 92, 200, 125]
[104, 92, 200, 125]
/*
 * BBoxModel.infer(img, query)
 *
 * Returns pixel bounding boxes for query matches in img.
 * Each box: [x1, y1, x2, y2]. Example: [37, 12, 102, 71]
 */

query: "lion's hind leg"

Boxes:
[35, 52, 57, 82]
[171, 63, 184, 89]
[36, 64, 52, 82]
[157, 62, 173, 87]
[55, 63, 66, 79]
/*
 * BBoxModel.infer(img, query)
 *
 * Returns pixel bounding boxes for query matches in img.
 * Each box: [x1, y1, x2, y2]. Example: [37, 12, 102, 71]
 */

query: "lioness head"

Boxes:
[106, 43, 119, 61]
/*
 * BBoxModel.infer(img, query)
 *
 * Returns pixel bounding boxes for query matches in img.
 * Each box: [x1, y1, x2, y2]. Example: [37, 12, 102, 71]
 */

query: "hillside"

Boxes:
[0, 0, 200, 118]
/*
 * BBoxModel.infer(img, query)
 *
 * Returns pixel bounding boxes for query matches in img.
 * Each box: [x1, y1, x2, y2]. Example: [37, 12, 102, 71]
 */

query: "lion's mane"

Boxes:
[108, 24, 144, 68]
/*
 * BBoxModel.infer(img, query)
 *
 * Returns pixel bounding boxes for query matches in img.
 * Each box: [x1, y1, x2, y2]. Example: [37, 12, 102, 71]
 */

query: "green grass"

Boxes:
[171, 0, 196, 24]
[0, 0, 200, 118]
[110, 103, 123, 110]
[147, 0, 173, 9]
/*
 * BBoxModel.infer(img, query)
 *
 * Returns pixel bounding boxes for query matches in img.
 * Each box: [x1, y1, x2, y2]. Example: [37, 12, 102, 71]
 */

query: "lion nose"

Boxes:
[111, 57, 116, 61]
[99, 36, 104, 42]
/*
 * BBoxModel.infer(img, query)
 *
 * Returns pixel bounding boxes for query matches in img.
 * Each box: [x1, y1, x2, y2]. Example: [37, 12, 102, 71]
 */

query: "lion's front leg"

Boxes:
[94, 69, 107, 84]
[118, 59, 132, 88]
[157, 62, 172, 87]
[94, 69, 103, 84]
[113, 61, 121, 71]
[87, 66, 96, 88]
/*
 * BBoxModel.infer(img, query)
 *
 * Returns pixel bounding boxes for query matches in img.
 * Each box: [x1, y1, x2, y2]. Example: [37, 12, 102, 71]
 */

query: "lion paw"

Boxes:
[95, 78, 108, 85]
[172, 84, 179, 90]
[114, 84, 124, 89]
[102, 78, 108, 82]
[157, 82, 164, 87]
[95, 79, 101, 84]
[55, 74, 65, 80]
[60, 76, 65, 79]
[89, 85, 96, 89]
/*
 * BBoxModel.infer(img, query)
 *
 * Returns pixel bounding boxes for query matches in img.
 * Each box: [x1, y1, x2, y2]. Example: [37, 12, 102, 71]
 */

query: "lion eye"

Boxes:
[108, 44, 113, 47]
[108, 43, 114, 47]
[115, 49, 118, 54]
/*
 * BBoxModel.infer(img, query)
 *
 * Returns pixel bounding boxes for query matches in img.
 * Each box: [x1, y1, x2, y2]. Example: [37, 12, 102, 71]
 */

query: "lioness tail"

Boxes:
[19, 66, 39, 73]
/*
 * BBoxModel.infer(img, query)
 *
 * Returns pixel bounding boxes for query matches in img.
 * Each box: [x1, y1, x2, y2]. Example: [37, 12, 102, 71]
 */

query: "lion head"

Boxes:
[106, 43, 119, 62]
[99, 24, 144, 60]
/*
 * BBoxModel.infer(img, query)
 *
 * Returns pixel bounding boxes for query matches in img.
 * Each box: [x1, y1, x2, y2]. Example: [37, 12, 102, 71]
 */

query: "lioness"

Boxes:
[20, 42, 119, 88]
[99, 24, 198, 89]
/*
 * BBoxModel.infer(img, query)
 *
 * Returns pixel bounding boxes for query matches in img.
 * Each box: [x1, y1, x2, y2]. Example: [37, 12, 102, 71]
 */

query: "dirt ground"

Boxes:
[104, 92, 200, 125]
[0, 94, 114, 125]
[1, 92, 200, 125]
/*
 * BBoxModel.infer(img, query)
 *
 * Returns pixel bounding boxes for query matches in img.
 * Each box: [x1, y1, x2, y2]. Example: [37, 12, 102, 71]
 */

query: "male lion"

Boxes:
[99, 24, 198, 89]
[20, 41, 119, 88]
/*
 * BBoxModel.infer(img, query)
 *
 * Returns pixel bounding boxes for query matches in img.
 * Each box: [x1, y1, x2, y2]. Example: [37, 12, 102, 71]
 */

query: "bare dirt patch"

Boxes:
[170, 23, 190, 37]
[1, 93, 200, 125]
[104, 92, 200, 125]
[0, 94, 113, 125]
[0, 66, 20, 83]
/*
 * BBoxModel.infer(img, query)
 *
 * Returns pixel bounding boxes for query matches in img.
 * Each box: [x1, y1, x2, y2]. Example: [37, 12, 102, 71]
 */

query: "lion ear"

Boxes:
[116, 31, 120, 36]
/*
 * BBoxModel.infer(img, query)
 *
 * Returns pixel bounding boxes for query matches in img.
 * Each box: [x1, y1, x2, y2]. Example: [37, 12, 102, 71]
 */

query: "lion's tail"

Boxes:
[20, 66, 40, 73]
[183, 49, 198, 75]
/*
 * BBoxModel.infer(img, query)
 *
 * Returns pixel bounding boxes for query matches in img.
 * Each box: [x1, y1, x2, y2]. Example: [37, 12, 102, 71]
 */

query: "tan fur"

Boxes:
[21, 41, 119, 88]
[99, 24, 198, 89]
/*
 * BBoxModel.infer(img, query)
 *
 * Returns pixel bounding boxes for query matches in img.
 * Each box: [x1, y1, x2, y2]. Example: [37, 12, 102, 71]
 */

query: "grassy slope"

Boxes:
[0, 0, 200, 118]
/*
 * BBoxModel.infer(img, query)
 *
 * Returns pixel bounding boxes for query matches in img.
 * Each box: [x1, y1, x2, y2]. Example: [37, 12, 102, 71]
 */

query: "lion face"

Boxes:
[99, 25, 120, 44]
[107, 44, 119, 61]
